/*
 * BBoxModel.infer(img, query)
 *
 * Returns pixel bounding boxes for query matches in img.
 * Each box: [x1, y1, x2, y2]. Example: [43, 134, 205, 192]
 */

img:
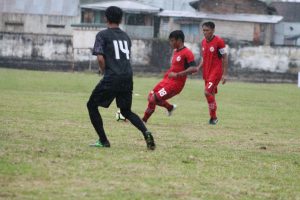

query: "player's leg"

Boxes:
[156, 99, 175, 116]
[87, 84, 114, 147]
[204, 79, 220, 125]
[117, 91, 155, 150]
[142, 91, 157, 123]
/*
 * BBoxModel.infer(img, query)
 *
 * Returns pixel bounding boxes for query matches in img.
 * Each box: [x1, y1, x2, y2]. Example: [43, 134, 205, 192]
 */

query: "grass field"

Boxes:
[0, 68, 300, 200]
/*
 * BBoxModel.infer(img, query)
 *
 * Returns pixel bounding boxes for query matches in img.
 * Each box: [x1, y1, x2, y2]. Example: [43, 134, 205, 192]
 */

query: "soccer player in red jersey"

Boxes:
[197, 21, 228, 125]
[142, 30, 198, 123]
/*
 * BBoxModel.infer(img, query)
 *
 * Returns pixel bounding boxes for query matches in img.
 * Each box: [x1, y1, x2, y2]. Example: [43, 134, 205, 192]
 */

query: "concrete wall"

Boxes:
[230, 46, 300, 73]
[0, 32, 73, 60]
[0, 32, 73, 70]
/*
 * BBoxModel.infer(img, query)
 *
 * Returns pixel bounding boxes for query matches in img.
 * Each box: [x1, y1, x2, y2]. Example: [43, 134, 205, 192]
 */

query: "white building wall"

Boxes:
[137, 0, 195, 11]
[274, 22, 300, 45]
[0, 13, 80, 35]
[160, 19, 255, 42]
[214, 20, 254, 41]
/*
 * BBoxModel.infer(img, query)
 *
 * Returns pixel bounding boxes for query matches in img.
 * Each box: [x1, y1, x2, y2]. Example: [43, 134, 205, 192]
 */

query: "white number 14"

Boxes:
[113, 40, 130, 60]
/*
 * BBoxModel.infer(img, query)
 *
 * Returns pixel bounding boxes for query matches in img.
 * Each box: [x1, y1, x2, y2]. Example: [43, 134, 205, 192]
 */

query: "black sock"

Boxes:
[121, 109, 147, 137]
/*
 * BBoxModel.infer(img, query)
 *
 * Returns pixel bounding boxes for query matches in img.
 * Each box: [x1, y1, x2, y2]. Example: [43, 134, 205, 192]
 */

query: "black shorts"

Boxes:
[88, 81, 132, 109]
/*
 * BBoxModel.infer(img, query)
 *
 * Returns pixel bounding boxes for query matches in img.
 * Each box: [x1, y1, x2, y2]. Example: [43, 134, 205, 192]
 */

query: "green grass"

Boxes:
[0, 68, 300, 200]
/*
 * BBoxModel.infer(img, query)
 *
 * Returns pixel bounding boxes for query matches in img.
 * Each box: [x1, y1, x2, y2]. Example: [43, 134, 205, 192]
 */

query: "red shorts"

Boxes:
[150, 80, 184, 101]
[205, 78, 221, 94]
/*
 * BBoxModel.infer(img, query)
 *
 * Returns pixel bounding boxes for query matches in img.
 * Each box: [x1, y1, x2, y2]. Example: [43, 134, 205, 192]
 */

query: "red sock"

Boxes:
[206, 94, 217, 119]
[156, 100, 173, 111]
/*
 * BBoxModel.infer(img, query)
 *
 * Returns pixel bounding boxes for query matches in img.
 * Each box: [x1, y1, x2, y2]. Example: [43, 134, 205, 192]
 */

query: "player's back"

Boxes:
[96, 28, 133, 91]
[99, 28, 132, 77]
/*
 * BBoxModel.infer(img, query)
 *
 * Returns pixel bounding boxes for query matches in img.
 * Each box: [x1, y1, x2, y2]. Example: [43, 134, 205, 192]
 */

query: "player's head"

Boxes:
[202, 21, 215, 40]
[105, 6, 123, 24]
[169, 30, 185, 49]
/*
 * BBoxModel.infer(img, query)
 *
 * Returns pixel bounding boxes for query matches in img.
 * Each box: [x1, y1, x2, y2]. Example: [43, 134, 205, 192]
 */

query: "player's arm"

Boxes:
[196, 58, 203, 72]
[169, 66, 198, 78]
[168, 61, 198, 78]
[221, 53, 228, 84]
[218, 39, 228, 84]
[97, 55, 105, 74]
[92, 32, 106, 74]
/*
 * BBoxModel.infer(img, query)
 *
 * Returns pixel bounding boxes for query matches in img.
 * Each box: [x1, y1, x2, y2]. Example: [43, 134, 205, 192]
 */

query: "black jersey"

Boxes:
[93, 27, 133, 91]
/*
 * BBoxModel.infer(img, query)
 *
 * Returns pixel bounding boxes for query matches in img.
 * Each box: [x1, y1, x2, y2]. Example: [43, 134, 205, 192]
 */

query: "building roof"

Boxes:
[137, 0, 196, 12]
[0, 0, 79, 16]
[81, 0, 161, 13]
[189, 0, 272, 9]
[158, 10, 283, 24]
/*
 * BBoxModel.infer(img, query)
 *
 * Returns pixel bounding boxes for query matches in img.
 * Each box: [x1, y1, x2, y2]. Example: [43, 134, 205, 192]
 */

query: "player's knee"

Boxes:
[120, 108, 131, 118]
[148, 93, 157, 104]
[204, 90, 213, 97]
[147, 92, 153, 101]
[87, 99, 96, 111]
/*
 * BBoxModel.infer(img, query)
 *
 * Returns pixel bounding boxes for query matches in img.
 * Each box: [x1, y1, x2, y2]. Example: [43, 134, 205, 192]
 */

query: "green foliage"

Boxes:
[0, 68, 300, 199]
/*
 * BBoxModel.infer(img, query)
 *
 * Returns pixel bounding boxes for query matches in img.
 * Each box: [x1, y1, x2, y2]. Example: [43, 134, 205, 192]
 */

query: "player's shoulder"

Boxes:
[121, 30, 131, 40]
[178, 47, 194, 60]
[96, 29, 109, 38]
[183, 46, 194, 55]
[201, 38, 207, 46]
[214, 35, 225, 43]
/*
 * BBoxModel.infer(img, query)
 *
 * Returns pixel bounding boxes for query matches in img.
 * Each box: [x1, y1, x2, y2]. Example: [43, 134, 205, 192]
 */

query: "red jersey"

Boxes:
[201, 35, 226, 80]
[164, 47, 195, 86]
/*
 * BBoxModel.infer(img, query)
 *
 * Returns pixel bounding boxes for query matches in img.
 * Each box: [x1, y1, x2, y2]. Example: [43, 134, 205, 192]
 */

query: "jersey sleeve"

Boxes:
[184, 49, 196, 69]
[92, 32, 105, 56]
[217, 38, 227, 55]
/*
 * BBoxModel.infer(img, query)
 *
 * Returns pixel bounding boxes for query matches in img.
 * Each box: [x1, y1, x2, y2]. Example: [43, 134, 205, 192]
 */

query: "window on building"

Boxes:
[5, 22, 24, 27]
[161, 17, 169, 24]
[4, 21, 24, 32]
[125, 14, 152, 26]
[47, 24, 65, 28]
[81, 9, 105, 24]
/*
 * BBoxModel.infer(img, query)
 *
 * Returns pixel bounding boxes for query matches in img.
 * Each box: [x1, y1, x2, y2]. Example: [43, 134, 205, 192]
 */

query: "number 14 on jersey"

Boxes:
[113, 40, 130, 60]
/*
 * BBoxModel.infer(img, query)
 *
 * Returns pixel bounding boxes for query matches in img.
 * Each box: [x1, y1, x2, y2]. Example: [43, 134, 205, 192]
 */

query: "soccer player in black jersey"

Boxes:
[87, 6, 155, 150]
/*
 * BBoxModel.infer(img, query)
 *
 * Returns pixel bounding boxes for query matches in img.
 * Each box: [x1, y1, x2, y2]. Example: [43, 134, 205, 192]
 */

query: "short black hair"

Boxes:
[202, 21, 215, 29]
[105, 6, 123, 24]
[169, 30, 185, 42]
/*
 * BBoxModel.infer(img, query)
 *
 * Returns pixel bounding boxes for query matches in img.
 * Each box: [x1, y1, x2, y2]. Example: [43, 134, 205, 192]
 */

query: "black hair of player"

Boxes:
[169, 30, 185, 42]
[202, 21, 215, 29]
[105, 6, 123, 24]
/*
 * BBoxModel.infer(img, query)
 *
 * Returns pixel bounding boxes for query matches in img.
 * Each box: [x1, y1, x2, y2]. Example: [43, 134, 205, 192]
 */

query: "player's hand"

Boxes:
[192, 66, 201, 75]
[168, 72, 177, 78]
[222, 75, 227, 84]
